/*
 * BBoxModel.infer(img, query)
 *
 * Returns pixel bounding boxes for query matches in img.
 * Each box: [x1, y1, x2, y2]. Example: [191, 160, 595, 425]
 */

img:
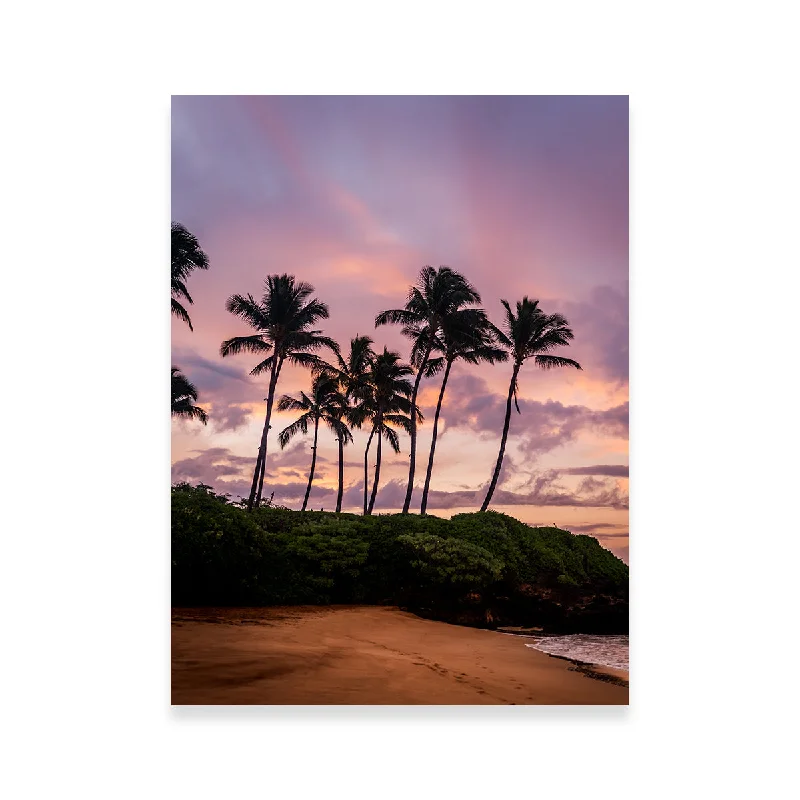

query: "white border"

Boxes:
[3, 2, 798, 797]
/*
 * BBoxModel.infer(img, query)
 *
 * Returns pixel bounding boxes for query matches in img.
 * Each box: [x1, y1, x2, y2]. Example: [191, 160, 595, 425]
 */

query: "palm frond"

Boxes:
[219, 334, 271, 358]
[459, 345, 509, 365]
[375, 308, 419, 327]
[225, 293, 269, 330]
[284, 351, 324, 370]
[249, 354, 279, 376]
[171, 367, 198, 401]
[277, 394, 311, 413]
[527, 327, 576, 354]
[382, 426, 401, 453]
[278, 414, 311, 449]
[346, 402, 371, 429]
[422, 356, 446, 377]
[533, 355, 582, 371]
[281, 331, 340, 359]
[326, 417, 354, 444]
[311, 358, 340, 381]
[171, 298, 194, 331]
[172, 222, 210, 277]
[290, 297, 330, 327]
[171, 399, 209, 424]
[171, 366, 207, 424]
[384, 413, 414, 433]
[171, 278, 192, 304]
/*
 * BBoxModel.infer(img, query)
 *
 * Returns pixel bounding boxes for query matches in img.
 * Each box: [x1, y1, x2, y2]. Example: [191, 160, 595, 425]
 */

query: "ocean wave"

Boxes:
[525, 634, 629, 671]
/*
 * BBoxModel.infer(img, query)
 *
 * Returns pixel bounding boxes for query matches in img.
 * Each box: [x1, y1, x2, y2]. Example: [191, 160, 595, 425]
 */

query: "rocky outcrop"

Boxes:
[406, 585, 629, 634]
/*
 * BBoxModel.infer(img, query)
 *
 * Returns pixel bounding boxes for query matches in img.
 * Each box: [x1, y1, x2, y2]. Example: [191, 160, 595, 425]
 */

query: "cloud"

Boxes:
[566, 523, 628, 536]
[171, 442, 335, 501]
[440, 374, 628, 457]
[210, 404, 252, 432]
[490, 470, 628, 510]
[172, 442, 628, 516]
[171, 447, 254, 499]
[550, 523, 630, 564]
[334, 466, 628, 513]
[172, 348, 260, 432]
[266, 481, 336, 506]
[263, 441, 328, 476]
[561, 465, 629, 477]
[558, 283, 629, 384]
[177, 351, 252, 386]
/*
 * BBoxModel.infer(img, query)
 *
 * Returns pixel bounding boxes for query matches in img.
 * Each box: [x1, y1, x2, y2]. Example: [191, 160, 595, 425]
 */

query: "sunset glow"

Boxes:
[171, 96, 629, 561]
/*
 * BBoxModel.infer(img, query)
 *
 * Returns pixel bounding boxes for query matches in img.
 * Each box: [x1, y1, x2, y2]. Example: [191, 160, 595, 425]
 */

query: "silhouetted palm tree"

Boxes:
[333, 335, 376, 400]
[277, 375, 351, 512]
[375, 266, 480, 513]
[323, 335, 377, 512]
[353, 348, 420, 515]
[171, 222, 209, 331]
[481, 298, 582, 512]
[416, 312, 508, 515]
[220, 275, 339, 511]
[171, 367, 208, 424]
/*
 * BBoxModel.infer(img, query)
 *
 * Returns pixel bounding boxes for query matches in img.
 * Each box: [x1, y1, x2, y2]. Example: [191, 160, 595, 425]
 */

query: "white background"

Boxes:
[2, 1, 798, 798]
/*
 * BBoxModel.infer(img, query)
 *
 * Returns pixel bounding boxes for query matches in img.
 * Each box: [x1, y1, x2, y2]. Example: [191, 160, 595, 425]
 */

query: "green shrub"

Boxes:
[398, 533, 503, 589]
[171, 483, 628, 630]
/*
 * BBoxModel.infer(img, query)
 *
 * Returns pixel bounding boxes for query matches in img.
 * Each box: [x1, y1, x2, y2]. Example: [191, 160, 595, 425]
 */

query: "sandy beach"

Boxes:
[172, 606, 628, 705]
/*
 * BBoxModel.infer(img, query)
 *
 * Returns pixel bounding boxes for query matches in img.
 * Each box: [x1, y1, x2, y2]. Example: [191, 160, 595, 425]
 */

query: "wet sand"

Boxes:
[172, 606, 629, 705]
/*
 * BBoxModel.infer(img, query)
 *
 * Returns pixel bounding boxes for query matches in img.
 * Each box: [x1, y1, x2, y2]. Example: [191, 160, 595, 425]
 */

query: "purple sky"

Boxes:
[171, 95, 629, 561]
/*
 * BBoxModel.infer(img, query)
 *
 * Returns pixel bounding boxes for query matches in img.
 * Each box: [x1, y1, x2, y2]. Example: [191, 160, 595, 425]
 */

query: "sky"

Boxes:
[171, 95, 629, 562]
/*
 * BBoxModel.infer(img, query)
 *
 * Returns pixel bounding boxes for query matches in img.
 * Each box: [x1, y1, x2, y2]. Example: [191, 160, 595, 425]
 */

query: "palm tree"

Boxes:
[171, 222, 209, 331]
[353, 348, 420, 515]
[171, 367, 208, 424]
[220, 275, 339, 511]
[325, 335, 376, 513]
[480, 298, 582, 512]
[375, 266, 481, 513]
[417, 312, 508, 515]
[277, 375, 351, 512]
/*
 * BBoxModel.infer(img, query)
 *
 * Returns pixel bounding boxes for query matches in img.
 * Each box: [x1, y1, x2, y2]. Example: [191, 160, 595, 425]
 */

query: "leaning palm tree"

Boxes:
[220, 275, 339, 511]
[353, 348, 421, 515]
[277, 374, 351, 512]
[375, 266, 481, 513]
[480, 298, 582, 512]
[171, 222, 209, 331]
[171, 367, 208, 424]
[417, 312, 508, 515]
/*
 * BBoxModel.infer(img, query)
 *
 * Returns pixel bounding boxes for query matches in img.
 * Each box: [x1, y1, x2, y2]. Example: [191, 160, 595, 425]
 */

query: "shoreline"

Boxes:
[497, 629, 629, 688]
[172, 605, 629, 705]
[538, 653, 629, 688]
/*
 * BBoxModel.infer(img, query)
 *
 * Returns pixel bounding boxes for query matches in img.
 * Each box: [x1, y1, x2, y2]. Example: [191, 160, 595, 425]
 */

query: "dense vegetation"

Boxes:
[172, 483, 628, 633]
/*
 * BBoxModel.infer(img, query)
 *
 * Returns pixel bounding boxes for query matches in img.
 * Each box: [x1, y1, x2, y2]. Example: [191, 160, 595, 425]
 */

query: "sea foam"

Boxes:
[525, 634, 629, 671]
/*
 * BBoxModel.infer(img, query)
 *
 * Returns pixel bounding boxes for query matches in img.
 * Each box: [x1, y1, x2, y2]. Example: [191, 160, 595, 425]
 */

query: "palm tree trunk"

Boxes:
[335, 435, 344, 513]
[254, 357, 283, 508]
[368, 422, 383, 515]
[363, 426, 376, 515]
[301, 417, 320, 512]
[481, 362, 520, 512]
[247, 358, 280, 511]
[401, 337, 434, 514]
[420, 358, 453, 516]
